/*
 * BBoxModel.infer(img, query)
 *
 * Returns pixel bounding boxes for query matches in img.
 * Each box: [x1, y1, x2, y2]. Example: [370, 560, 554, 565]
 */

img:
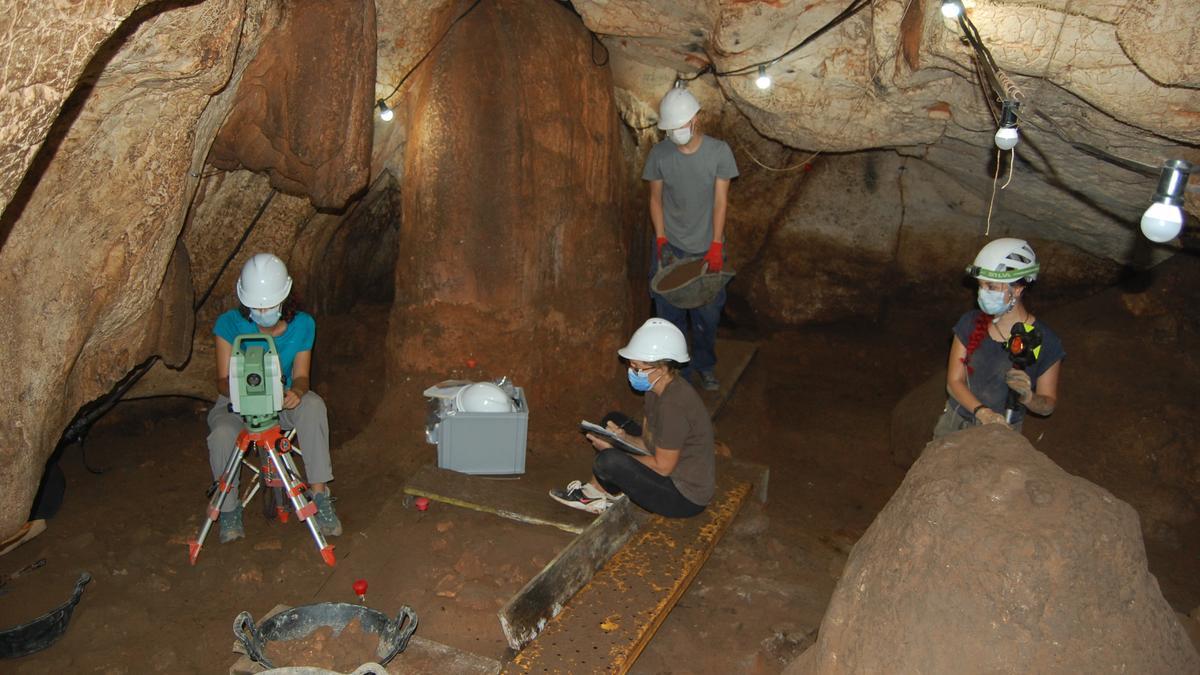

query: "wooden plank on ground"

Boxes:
[403, 463, 595, 534]
[719, 455, 770, 504]
[499, 497, 645, 651]
[702, 339, 758, 418]
[501, 473, 751, 674]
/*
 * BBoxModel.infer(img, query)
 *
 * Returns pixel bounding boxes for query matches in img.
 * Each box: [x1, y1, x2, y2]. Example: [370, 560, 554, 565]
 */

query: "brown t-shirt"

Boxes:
[644, 376, 715, 505]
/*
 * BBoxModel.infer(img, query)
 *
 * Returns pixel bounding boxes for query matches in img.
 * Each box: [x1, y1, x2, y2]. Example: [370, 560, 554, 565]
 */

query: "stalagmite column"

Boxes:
[392, 0, 631, 412]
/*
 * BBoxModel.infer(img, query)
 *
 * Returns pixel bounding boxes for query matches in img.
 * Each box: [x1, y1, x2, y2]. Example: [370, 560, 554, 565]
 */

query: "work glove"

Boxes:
[703, 241, 724, 272]
[656, 236, 668, 261]
[1005, 369, 1033, 404]
[975, 408, 1008, 427]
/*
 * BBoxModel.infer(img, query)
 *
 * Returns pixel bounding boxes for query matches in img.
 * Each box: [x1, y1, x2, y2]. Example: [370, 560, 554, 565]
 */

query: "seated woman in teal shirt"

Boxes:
[206, 253, 341, 543]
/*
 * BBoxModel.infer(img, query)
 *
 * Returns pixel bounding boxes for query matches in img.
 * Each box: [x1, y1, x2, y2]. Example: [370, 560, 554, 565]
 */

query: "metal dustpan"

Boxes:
[651, 256, 735, 309]
[0, 572, 91, 659]
[235, 602, 418, 669]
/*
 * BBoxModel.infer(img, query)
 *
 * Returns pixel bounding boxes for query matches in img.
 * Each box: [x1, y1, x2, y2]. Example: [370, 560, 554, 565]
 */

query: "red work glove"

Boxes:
[655, 236, 667, 261]
[703, 241, 724, 272]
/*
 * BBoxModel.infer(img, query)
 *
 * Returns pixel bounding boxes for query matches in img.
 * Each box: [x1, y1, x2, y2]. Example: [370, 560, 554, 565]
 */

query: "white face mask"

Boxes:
[250, 305, 282, 328]
[977, 287, 1014, 316]
[667, 125, 692, 145]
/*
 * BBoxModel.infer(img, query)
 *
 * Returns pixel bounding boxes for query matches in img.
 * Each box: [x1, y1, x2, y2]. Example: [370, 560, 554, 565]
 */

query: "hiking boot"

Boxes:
[312, 492, 343, 537]
[218, 506, 244, 544]
[549, 480, 612, 514]
[699, 370, 720, 391]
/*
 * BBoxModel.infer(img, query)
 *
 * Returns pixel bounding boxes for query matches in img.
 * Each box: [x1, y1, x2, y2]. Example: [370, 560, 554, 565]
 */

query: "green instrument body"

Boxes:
[229, 333, 285, 433]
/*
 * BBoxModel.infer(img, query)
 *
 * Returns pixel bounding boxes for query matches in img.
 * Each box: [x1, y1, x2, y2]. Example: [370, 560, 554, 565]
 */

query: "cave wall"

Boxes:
[0, 0, 259, 537]
[391, 0, 633, 416]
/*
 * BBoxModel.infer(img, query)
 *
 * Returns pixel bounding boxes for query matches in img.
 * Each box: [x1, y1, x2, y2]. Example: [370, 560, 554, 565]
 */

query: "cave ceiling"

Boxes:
[542, 0, 1199, 263]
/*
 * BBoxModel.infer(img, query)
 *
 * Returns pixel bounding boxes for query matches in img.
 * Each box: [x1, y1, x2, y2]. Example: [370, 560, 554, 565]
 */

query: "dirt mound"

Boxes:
[792, 425, 1200, 674]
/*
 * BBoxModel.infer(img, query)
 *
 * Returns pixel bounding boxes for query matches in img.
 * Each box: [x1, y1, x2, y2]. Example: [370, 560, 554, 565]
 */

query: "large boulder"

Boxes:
[791, 425, 1200, 674]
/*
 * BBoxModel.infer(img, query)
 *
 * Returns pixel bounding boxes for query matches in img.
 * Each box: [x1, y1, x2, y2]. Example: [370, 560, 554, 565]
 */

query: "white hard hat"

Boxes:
[968, 238, 1040, 283]
[237, 253, 293, 308]
[657, 87, 700, 130]
[455, 382, 515, 413]
[618, 318, 690, 363]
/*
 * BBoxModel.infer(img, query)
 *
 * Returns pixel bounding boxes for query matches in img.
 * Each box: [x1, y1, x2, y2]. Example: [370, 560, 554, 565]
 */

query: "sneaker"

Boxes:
[312, 492, 343, 537]
[549, 480, 612, 514]
[218, 507, 245, 543]
[699, 371, 720, 391]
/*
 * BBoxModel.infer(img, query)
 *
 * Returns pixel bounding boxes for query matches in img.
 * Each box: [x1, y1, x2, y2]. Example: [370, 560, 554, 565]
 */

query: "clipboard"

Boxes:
[580, 420, 651, 456]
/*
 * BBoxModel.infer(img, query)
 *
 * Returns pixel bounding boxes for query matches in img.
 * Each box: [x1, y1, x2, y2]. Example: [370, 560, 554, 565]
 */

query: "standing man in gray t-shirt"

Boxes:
[642, 86, 739, 390]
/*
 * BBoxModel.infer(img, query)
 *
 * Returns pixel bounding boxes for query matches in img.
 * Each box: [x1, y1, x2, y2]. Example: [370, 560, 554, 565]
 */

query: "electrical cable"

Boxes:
[376, 0, 485, 107]
[712, 0, 872, 77]
[674, 0, 871, 84]
[194, 189, 277, 312]
[733, 0, 916, 172]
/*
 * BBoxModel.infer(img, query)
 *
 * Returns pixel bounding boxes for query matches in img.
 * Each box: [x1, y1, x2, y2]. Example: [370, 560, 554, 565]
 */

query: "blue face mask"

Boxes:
[250, 305, 282, 328]
[627, 367, 654, 392]
[977, 287, 1014, 316]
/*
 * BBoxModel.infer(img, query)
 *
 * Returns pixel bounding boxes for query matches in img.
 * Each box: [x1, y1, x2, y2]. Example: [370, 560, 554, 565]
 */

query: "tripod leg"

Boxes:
[190, 441, 245, 565]
[265, 444, 335, 567]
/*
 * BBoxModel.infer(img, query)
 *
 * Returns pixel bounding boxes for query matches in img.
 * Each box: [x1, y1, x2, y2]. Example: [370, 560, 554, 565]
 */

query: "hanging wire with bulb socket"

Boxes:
[941, 0, 1195, 242]
[674, 0, 872, 90]
[372, 0, 485, 122]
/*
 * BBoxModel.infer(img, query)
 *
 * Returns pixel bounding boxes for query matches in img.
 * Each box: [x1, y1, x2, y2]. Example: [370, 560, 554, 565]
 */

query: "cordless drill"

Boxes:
[1004, 323, 1042, 424]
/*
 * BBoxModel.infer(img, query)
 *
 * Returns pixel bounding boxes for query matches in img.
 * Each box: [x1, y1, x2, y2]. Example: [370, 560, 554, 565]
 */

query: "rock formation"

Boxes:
[389, 0, 634, 411]
[791, 425, 1200, 673]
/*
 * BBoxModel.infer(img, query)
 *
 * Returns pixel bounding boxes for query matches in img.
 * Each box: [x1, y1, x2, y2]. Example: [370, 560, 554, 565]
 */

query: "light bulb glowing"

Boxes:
[1140, 202, 1184, 243]
[755, 65, 772, 90]
[994, 127, 1019, 150]
[377, 100, 394, 122]
[1140, 159, 1192, 243]
[941, 0, 963, 18]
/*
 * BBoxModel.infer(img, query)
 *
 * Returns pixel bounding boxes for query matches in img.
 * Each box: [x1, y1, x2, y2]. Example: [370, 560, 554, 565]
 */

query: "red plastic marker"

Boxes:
[353, 579, 368, 602]
[466, 358, 477, 369]
[414, 497, 430, 512]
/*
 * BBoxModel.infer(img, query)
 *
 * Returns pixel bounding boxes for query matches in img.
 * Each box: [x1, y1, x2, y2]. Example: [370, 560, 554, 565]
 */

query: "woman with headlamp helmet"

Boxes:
[933, 238, 1065, 437]
[205, 253, 341, 543]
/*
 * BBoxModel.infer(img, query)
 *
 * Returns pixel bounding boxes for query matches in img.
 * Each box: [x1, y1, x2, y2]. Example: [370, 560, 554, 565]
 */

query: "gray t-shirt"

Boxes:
[645, 376, 715, 505]
[642, 135, 739, 254]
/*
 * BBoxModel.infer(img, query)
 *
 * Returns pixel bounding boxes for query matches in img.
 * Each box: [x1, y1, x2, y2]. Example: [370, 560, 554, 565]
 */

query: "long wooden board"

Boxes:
[501, 474, 751, 674]
[499, 497, 646, 651]
[702, 339, 758, 418]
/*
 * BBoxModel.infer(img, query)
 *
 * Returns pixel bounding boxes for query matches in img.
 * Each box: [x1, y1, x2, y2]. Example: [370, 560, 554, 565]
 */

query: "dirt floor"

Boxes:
[1, 302, 1197, 673]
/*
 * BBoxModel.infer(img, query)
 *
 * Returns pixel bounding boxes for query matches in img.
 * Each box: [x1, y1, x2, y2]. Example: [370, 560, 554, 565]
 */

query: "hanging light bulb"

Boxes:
[755, 65, 772, 90]
[941, 0, 964, 18]
[994, 100, 1020, 151]
[1141, 159, 1192, 243]
[377, 100, 394, 122]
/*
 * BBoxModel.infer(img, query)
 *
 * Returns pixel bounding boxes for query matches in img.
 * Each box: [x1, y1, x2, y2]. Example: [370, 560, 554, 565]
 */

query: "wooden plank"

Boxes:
[501, 474, 751, 674]
[403, 463, 595, 534]
[499, 497, 645, 651]
[702, 339, 758, 418]
[719, 455, 770, 504]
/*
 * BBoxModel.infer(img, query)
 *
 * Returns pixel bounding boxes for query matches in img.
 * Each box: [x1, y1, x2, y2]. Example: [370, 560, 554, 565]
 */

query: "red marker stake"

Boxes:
[466, 358, 477, 369]
[414, 497, 430, 512]
[353, 579, 368, 603]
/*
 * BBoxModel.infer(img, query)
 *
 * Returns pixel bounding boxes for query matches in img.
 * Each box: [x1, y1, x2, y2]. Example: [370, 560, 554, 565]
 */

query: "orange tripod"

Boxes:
[189, 424, 335, 567]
